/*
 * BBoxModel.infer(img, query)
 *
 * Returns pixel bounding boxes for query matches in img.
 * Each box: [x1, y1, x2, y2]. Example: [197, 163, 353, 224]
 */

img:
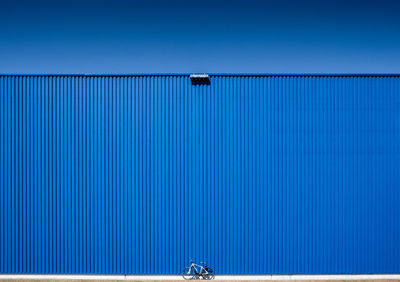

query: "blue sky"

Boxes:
[1, 0, 400, 74]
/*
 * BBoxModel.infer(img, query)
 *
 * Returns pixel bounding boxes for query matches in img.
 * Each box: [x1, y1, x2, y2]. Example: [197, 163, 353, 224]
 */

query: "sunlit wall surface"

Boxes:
[0, 75, 399, 274]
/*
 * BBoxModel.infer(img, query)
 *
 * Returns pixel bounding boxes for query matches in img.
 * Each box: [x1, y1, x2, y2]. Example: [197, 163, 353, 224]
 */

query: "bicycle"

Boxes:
[181, 260, 215, 280]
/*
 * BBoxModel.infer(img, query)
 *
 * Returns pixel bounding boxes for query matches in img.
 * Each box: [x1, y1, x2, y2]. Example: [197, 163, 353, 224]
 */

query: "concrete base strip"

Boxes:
[0, 275, 400, 280]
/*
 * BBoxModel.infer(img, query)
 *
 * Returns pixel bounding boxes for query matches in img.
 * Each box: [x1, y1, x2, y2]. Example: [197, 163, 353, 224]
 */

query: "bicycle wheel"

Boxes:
[181, 266, 196, 280]
[204, 267, 215, 280]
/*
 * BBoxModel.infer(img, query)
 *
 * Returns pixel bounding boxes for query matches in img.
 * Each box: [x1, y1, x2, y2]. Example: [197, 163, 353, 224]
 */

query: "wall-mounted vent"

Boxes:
[190, 74, 210, 85]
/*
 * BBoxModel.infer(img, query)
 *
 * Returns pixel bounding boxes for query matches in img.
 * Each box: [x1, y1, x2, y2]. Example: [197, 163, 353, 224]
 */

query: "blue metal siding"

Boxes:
[0, 75, 399, 274]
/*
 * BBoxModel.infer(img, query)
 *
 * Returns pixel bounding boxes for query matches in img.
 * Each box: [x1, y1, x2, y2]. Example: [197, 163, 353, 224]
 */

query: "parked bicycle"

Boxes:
[181, 260, 215, 280]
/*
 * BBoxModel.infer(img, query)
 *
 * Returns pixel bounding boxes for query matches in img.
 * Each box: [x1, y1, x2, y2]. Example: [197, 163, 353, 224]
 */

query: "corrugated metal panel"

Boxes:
[0, 75, 399, 274]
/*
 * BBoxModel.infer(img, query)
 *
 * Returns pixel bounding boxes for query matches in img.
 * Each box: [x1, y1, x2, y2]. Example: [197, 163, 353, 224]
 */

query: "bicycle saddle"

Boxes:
[200, 262, 206, 264]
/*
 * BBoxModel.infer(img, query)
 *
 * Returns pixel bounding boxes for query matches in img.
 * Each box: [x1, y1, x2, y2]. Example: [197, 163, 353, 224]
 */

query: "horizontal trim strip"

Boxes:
[1, 274, 400, 280]
[0, 73, 399, 77]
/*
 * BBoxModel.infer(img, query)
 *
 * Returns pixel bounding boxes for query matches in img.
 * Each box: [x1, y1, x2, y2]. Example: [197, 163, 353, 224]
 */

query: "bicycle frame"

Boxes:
[189, 262, 209, 276]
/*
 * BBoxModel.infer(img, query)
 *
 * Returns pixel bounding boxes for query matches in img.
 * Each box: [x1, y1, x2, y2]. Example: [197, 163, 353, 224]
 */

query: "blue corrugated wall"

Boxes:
[0, 75, 399, 274]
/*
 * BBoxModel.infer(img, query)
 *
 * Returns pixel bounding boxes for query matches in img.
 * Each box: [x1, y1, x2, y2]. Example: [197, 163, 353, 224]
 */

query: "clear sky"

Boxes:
[1, 0, 400, 74]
